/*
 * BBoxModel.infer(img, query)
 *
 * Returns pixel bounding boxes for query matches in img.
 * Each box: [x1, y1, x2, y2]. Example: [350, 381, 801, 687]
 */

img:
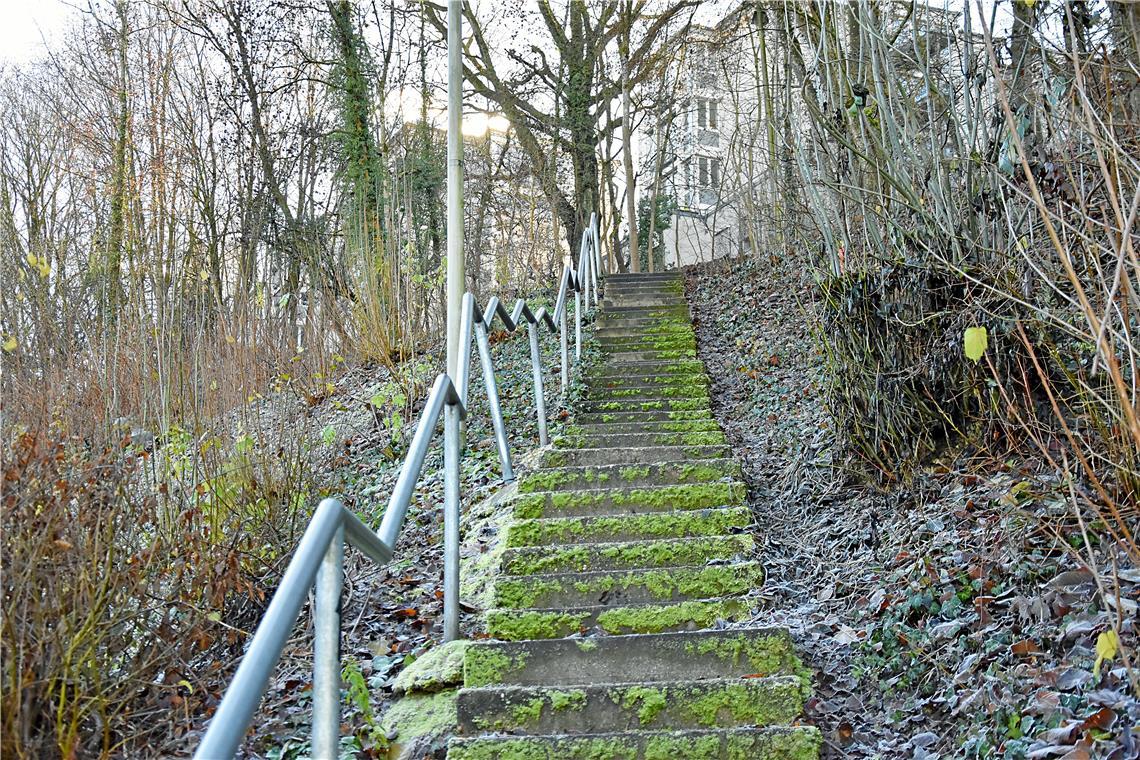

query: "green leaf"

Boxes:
[1094, 629, 1118, 678]
[2, 335, 16, 352]
[964, 326, 988, 363]
[234, 433, 255, 454]
[321, 425, 337, 446]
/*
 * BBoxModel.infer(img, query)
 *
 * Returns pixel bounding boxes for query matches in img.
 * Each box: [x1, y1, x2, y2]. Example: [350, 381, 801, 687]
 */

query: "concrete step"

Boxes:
[484, 597, 755, 640]
[517, 459, 740, 495]
[599, 348, 698, 362]
[510, 481, 745, 519]
[556, 430, 728, 450]
[601, 300, 688, 312]
[492, 562, 764, 609]
[597, 336, 697, 352]
[587, 375, 708, 391]
[589, 359, 705, 376]
[448, 726, 822, 759]
[505, 505, 751, 548]
[578, 397, 708, 413]
[566, 419, 722, 437]
[576, 410, 711, 425]
[461, 627, 805, 687]
[597, 304, 690, 316]
[539, 445, 730, 468]
[456, 675, 805, 735]
[500, 534, 752, 574]
[593, 328, 693, 342]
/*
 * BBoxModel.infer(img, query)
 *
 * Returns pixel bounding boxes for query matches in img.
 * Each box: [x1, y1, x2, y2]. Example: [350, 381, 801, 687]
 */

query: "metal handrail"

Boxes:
[195, 213, 603, 759]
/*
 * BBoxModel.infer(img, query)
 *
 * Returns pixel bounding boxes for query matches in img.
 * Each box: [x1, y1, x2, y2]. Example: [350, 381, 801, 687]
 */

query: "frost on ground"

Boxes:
[684, 258, 1138, 760]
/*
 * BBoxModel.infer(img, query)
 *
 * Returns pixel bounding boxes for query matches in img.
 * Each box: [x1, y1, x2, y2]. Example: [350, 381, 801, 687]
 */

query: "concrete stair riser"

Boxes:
[484, 597, 755, 640]
[492, 563, 765, 609]
[539, 446, 731, 468]
[456, 676, 806, 735]
[576, 410, 712, 425]
[505, 506, 752, 547]
[510, 481, 746, 519]
[517, 460, 741, 494]
[555, 431, 730, 449]
[500, 534, 754, 574]
[448, 727, 823, 760]
[462, 628, 805, 687]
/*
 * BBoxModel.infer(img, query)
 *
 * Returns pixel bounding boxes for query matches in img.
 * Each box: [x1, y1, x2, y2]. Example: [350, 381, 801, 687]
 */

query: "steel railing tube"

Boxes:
[312, 524, 345, 760]
[442, 402, 462, 642]
[378, 375, 451, 548]
[194, 498, 347, 759]
[527, 320, 549, 446]
[560, 300, 569, 395]
[574, 288, 582, 361]
[475, 320, 514, 481]
[456, 293, 476, 406]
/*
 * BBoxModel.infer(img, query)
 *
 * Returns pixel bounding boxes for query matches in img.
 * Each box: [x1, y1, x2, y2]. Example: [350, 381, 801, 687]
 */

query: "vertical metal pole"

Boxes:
[445, 0, 464, 380]
[560, 302, 569, 395]
[475, 321, 513, 481]
[574, 290, 582, 361]
[312, 524, 344, 760]
[443, 402, 461, 641]
[527, 322, 549, 446]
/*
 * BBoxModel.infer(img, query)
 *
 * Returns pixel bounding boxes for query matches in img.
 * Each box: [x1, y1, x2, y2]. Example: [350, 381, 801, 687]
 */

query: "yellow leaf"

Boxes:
[1094, 629, 1118, 678]
[2, 335, 15, 352]
[199, 269, 209, 281]
[964, 326, 988, 363]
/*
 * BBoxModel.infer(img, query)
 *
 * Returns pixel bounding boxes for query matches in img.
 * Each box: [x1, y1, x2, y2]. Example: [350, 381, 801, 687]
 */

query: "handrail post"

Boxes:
[559, 298, 569, 396]
[574, 288, 582, 361]
[527, 321, 549, 446]
[312, 523, 344, 760]
[475, 320, 513, 481]
[442, 400, 462, 642]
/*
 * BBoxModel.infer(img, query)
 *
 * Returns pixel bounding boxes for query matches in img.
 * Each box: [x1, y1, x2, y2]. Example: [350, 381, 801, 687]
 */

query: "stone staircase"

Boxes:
[447, 272, 821, 759]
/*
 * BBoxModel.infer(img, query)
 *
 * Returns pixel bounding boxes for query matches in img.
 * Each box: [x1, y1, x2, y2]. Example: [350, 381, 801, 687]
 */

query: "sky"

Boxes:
[0, 1, 1016, 69]
[0, 0, 70, 65]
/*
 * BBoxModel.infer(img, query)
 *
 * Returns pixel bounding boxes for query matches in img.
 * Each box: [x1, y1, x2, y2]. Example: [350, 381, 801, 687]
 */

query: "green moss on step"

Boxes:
[644, 733, 721, 760]
[463, 647, 529, 687]
[575, 639, 598, 652]
[378, 689, 457, 752]
[509, 481, 744, 519]
[494, 563, 763, 608]
[393, 639, 469, 694]
[506, 506, 751, 548]
[681, 680, 803, 728]
[684, 633, 812, 688]
[618, 685, 667, 725]
[549, 689, 587, 711]
[509, 697, 546, 726]
[504, 534, 753, 575]
[595, 599, 751, 635]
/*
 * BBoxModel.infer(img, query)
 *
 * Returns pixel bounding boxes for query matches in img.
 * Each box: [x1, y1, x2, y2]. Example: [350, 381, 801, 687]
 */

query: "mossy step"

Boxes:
[506, 505, 751, 548]
[492, 562, 764, 609]
[456, 676, 806, 735]
[556, 430, 728, 450]
[539, 445, 730, 468]
[447, 726, 822, 760]
[598, 305, 690, 317]
[518, 459, 738, 494]
[597, 335, 696, 350]
[577, 410, 712, 425]
[594, 325, 694, 339]
[587, 374, 708, 390]
[586, 385, 708, 400]
[566, 419, 722, 437]
[579, 398, 709, 414]
[462, 626, 806, 687]
[600, 349, 697, 362]
[510, 481, 745, 519]
[484, 598, 754, 640]
[596, 315, 689, 328]
[589, 359, 705, 376]
[500, 534, 752, 574]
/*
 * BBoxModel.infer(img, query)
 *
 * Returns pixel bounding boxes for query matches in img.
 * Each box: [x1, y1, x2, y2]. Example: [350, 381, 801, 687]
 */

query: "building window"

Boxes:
[697, 156, 721, 189]
[696, 97, 718, 130]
